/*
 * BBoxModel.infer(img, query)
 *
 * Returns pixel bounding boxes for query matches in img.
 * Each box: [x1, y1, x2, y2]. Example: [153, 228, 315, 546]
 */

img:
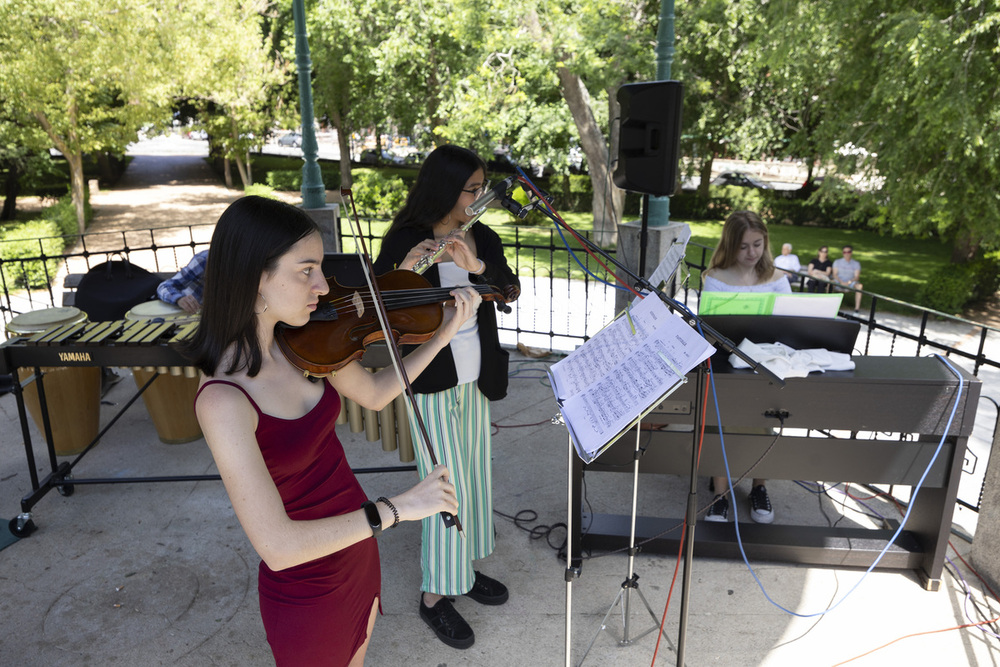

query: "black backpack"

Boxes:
[74, 259, 163, 321]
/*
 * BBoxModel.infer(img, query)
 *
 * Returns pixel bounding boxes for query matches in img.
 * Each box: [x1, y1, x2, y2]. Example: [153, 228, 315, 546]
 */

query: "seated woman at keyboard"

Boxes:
[701, 210, 789, 525]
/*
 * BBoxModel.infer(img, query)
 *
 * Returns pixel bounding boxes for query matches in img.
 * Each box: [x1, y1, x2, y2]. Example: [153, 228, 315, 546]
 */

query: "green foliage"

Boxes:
[265, 170, 302, 191]
[350, 169, 407, 217]
[969, 253, 1000, 302]
[541, 175, 593, 214]
[41, 191, 91, 237]
[242, 184, 278, 199]
[265, 167, 343, 192]
[669, 193, 729, 221]
[0, 0, 191, 231]
[0, 218, 65, 288]
[806, 1, 1000, 257]
[915, 265, 978, 314]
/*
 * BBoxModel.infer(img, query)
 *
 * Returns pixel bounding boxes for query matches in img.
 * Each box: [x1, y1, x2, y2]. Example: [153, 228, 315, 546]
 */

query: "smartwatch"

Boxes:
[361, 500, 382, 538]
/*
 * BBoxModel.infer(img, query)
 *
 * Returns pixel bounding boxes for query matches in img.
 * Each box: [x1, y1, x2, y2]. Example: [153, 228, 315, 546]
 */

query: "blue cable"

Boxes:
[708, 351, 964, 618]
[513, 167, 629, 292]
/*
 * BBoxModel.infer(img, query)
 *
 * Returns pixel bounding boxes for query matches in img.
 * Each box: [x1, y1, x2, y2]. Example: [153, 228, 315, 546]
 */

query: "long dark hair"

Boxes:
[385, 145, 487, 236]
[186, 196, 320, 377]
[707, 210, 776, 280]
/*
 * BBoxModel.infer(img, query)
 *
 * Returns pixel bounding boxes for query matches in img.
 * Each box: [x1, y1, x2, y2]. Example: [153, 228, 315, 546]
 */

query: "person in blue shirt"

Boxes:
[156, 250, 208, 313]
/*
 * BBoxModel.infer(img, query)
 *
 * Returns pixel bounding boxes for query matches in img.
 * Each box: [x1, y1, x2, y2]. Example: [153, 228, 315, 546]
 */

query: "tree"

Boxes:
[748, 2, 841, 185]
[819, 1, 1000, 260]
[309, 0, 388, 190]
[0, 0, 179, 233]
[434, 0, 661, 245]
[672, 0, 755, 196]
[178, 0, 292, 188]
[373, 1, 484, 148]
[0, 109, 55, 220]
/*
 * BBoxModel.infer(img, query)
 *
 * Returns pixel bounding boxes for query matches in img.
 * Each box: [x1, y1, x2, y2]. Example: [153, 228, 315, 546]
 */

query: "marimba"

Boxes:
[1, 317, 416, 537]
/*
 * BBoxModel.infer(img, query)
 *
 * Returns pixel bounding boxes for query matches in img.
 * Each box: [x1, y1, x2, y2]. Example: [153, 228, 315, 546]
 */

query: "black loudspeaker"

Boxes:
[613, 80, 684, 197]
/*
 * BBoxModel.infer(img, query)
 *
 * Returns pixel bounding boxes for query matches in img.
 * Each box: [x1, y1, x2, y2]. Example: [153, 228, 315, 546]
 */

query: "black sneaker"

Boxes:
[705, 494, 728, 522]
[100, 367, 123, 397]
[419, 596, 474, 649]
[749, 485, 774, 524]
[464, 571, 509, 605]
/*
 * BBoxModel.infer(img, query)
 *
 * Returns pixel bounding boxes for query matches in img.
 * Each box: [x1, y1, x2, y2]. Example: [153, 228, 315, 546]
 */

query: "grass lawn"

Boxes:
[259, 153, 952, 309]
[336, 208, 951, 309]
[216, 151, 954, 310]
[684, 220, 953, 307]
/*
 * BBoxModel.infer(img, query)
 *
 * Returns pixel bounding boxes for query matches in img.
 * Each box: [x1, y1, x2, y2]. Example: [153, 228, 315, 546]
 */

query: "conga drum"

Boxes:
[125, 300, 203, 444]
[6, 307, 101, 456]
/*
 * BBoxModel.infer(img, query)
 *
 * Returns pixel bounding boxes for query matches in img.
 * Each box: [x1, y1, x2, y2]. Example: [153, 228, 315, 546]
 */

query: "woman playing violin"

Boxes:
[373, 145, 520, 650]
[186, 196, 482, 666]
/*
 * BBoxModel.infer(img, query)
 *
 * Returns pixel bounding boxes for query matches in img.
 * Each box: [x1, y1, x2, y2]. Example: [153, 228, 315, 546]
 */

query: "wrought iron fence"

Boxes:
[2, 222, 997, 515]
[0, 224, 213, 328]
[336, 216, 623, 353]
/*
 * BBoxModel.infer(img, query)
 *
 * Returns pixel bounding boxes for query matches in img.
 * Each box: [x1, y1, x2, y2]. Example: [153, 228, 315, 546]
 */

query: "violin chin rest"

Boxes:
[310, 302, 340, 321]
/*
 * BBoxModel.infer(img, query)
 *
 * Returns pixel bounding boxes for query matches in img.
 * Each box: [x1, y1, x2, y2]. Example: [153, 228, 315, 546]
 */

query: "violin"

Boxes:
[276, 269, 516, 376]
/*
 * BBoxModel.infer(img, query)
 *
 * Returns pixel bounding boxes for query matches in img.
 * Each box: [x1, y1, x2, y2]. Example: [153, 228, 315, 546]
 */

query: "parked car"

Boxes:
[277, 131, 302, 148]
[358, 149, 406, 165]
[710, 171, 771, 189]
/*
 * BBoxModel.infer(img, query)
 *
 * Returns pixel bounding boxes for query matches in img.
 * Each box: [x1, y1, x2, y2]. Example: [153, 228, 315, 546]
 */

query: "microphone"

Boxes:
[465, 176, 515, 216]
[498, 187, 554, 219]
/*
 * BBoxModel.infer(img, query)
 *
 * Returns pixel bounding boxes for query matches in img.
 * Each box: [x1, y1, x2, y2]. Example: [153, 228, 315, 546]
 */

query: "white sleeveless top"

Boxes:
[702, 274, 792, 294]
[437, 262, 481, 385]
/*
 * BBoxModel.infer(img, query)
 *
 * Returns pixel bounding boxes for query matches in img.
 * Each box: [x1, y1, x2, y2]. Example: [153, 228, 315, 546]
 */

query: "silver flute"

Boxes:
[411, 206, 489, 275]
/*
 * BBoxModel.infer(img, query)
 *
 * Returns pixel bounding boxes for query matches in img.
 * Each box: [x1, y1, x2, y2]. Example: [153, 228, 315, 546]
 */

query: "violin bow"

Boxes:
[339, 188, 463, 535]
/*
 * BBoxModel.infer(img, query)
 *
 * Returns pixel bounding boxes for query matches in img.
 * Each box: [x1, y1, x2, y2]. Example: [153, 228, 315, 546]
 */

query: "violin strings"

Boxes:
[319, 286, 500, 317]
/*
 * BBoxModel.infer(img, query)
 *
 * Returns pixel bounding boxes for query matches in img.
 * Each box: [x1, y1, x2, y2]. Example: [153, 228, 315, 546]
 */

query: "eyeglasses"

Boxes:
[843, 250, 852, 254]
[462, 180, 491, 197]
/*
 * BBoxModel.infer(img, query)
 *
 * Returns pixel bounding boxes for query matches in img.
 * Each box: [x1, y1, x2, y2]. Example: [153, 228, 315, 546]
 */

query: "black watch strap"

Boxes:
[361, 500, 382, 538]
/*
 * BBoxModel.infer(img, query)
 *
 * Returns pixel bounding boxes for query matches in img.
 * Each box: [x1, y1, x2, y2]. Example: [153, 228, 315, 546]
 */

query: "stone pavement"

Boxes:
[1, 137, 998, 666]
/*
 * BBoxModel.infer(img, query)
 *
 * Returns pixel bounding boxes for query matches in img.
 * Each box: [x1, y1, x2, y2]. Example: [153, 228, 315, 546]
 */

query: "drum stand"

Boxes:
[578, 420, 674, 663]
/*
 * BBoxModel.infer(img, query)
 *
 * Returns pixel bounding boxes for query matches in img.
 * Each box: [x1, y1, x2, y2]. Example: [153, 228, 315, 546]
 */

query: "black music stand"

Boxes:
[555, 244, 784, 667]
[577, 417, 680, 662]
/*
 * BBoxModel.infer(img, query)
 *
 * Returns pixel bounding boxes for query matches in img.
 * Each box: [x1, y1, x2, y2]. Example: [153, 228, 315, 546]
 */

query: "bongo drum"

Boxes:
[6, 307, 101, 456]
[124, 300, 199, 325]
[126, 300, 203, 444]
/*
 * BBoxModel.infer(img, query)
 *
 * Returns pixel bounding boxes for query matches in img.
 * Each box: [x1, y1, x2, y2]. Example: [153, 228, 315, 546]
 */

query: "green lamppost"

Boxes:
[647, 0, 675, 227]
[292, 0, 325, 209]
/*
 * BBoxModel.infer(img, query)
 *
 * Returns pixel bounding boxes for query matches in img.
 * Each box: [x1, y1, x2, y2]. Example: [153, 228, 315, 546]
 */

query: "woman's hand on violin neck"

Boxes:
[397, 465, 458, 522]
[436, 287, 481, 341]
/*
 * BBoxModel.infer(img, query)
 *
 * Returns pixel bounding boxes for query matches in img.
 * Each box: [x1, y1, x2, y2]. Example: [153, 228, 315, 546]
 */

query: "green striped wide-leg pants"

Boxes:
[408, 381, 495, 596]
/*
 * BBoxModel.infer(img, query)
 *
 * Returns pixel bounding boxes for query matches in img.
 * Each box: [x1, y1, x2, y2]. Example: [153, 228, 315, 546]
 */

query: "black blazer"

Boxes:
[373, 222, 519, 400]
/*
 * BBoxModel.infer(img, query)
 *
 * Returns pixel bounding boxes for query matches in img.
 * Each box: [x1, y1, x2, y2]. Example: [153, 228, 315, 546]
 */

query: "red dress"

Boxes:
[196, 380, 380, 666]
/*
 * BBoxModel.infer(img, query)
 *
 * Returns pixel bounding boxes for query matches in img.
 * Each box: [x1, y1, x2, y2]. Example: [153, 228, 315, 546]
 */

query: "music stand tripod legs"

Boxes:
[579, 420, 675, 663]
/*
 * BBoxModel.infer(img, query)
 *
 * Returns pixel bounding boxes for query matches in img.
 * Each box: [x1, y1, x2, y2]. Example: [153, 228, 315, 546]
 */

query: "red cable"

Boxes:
[830, 617, 1000, 666]
[650, 361, 712, 665]
[834, 501, 1000, 664]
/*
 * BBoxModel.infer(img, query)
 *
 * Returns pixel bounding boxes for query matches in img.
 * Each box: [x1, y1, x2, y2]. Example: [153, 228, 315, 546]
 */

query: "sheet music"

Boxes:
[771, 293, 843, 318]
[645, 224, 691, 297]
[548, 296, 714, 462]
